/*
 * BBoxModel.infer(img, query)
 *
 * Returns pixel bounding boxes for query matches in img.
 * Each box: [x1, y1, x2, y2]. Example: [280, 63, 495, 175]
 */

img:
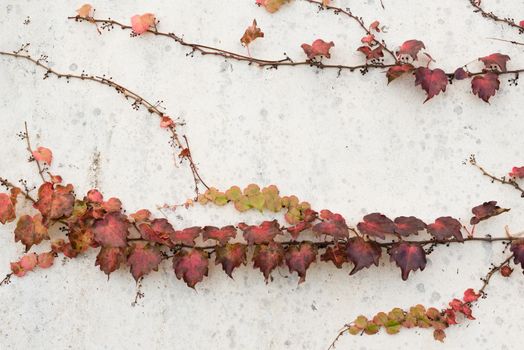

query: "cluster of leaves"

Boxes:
[2, 145, 522, 290]
[344, 289, 480, 343]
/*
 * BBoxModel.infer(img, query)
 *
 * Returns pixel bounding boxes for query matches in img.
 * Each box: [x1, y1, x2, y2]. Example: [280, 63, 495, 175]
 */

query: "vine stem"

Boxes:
[468, 0, 524, 33]
[0, 46, 208, 198]
[478, 255, 512, 296]
[67, 16, 524, 78]
[303, 0, 398, 62]
[470, 156, 524, 197]
[24, 122, 46, 183]
[127, 235, 519, 252]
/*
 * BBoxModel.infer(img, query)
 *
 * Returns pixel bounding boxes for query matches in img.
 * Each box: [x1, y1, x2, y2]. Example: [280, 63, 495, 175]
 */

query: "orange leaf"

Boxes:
[131, 13, 156, 34]
[32, 146, 53, 165]
[240, 19, 264, 46]
[76, 4, 93, 18]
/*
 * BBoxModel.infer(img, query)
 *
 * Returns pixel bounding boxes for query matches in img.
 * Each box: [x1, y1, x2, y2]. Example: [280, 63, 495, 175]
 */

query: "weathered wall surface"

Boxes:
[1, 1, 523, 349]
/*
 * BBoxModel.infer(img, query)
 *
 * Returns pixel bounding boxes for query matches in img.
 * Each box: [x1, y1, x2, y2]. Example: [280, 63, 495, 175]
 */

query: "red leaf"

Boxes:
[346, 237, 382, 275]
[102, 197, 122, 212]
[215, 243, 247, 278]
[393, 216, 426, 236]
[37, 252, 54, 268]
[32, 146, 53, 165]
[510, 240, 524, 271]
[0, 193, 16, 224]
[509, 166, 524, 178]
[320, 243, 348, 268]
[92, 212, 130, 247]
[470, 201, 509, 224]
[253, 241, 284, 282]
[68, 219, 95, 252]
[287, 221, 312, 240]
[453, 67, 469, 80]
[130, 209, 151, 223]
[86, 189, 103, 203]
[284, 242, 317, 283]
[20, 253, 38, 270]
[34, 182, 75, 221]
[139, 218, 174, 245]
[357, 46, 383, 60]
[173, 249, 209, 288]
[301, 39, 335, 59]
[127, 242, 162, 281]
[520, 20, 524, 27]
[397, 40, 425, 60]
[76, 4, 93, 18]
[357, 213, 395, 239]
[500, 265, 513, 277]
[414, 67, 448, 102]
[479, 53, 510, 72]
[14, 214, 49, 250]
[471, 73, 500, 103]
[240, 220, 281, 245]
[427, 217, 463, 242]
[160, 116, 173, 128]
[240, 19, 264, 46]
[170, 226, 202, 246]
[389, 242, 426, 280]
[312, 210, 349, 240]
[386, 64, 414, 84]
[131, 13, 155, 34]
[463, 288, 480, 303]
[256, 0, 289, 13]
[202, 225, 237, 245]
[95, 247, 126, 276]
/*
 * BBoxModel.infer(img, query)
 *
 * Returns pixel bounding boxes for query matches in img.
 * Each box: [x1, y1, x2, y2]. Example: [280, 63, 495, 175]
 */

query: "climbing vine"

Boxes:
[1, 1, 524, 348]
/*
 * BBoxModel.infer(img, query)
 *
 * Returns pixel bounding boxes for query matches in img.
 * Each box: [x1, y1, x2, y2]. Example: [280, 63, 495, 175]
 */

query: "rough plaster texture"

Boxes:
[1, 0, 524, 349]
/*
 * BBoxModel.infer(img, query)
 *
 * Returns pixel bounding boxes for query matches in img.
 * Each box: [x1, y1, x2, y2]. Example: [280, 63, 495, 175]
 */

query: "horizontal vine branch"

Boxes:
[0, 44, 208, 197]
[68, 3, 524, 103]
[470, 155, 524, 197]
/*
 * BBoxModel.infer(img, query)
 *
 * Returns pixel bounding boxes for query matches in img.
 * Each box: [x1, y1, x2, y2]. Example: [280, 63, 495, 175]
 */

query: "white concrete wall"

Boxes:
[1, 1, 523, 349]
